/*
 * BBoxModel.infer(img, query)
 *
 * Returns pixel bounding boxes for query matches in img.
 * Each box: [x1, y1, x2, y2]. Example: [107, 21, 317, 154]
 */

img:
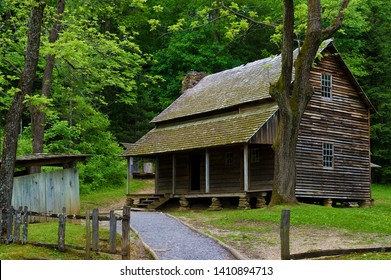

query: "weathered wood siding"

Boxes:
[156, 154, 173, 194]
[249, 145, 274, 191]
[209, 147, 242, 192]
[296, 51, 371, 200]
[156, 145, 275, 194]
[12, 169, 80, 214]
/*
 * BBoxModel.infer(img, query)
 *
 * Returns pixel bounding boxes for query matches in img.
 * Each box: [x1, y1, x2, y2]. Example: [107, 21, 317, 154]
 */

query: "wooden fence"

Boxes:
[0, 206, 131, 260]
[279, 209, 391, 260]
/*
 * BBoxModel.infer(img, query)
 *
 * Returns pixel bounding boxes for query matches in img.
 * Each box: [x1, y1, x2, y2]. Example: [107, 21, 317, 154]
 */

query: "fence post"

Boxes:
[109, 210, 117, 253]
[92, 209, 99, 251]
[121, 206, 131, 260]
[58, 207, 66, 252]
[85, 208, 91, 260]
[280, 209, 291, 260]
[13, 206, 22, 243]
[0, 208, 3, 239]
[22, 206, 28, 244]
[6, 207, 14, 244]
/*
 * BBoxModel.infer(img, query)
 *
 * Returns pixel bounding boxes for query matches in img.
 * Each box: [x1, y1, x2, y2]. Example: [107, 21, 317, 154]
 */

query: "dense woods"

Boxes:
[1, 0, 390, 198]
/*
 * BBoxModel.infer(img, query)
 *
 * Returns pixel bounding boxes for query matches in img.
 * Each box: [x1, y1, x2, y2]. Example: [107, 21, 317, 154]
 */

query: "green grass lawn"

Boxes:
[174, 184, 391, 234]
[80, 179, 154, 212]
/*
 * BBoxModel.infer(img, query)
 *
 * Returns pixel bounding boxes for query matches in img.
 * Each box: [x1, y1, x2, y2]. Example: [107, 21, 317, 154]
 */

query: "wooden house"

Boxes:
[122, 40, 374, 209]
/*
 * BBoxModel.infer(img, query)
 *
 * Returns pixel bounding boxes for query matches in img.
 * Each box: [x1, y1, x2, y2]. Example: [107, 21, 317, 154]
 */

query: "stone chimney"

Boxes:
[181, 71, 206, 93]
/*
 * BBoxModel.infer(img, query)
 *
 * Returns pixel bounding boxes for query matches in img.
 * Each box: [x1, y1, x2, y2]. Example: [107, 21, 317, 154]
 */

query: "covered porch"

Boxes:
[126, 144, 274, 210]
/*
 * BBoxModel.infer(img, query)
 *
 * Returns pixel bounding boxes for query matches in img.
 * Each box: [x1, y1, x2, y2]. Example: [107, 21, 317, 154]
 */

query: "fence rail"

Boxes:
[1, 206, 131, 259]
[279, 209, 391, 259]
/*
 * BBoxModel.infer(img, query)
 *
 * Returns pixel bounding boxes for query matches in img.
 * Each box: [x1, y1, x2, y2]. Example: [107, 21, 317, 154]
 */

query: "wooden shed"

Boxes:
[0, 153, 90, 215]
[122, 40, 374, 209]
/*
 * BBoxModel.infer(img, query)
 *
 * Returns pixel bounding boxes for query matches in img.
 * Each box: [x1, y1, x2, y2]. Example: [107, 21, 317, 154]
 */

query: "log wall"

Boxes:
[296, 51, 371, 200]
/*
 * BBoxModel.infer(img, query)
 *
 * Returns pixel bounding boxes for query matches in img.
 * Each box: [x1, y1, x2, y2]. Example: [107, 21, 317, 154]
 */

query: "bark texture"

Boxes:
[0, 1, 45, 210]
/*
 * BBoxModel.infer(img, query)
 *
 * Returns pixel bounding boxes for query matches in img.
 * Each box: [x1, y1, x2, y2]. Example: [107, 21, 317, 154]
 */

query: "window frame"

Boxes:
[250, 148, 260, 163]
[321, 73, 332, 99]
[322, 143, 334, 169]
[225, 151, 233, 166]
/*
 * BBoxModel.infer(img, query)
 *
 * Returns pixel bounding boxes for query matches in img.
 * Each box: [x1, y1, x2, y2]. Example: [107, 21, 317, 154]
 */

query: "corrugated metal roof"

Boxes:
[122, 103, 278, 156]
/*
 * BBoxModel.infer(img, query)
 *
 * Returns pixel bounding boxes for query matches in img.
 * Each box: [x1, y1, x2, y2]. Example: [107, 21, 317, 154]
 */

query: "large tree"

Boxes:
[0, 0, 45, 209]
[30, 0, 65, 158]
[269, 0, 351, 205]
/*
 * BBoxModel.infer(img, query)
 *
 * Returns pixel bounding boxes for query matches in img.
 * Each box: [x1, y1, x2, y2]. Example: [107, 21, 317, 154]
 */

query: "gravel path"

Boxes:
[130, 211, 236, 260]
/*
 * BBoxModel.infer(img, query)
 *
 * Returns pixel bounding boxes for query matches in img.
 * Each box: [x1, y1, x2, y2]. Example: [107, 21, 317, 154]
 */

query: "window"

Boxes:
[225, 152, 233, 165]
[323, 143, 334, 169]
[251, 148, 260, 163]
[321, 73, 332, 99]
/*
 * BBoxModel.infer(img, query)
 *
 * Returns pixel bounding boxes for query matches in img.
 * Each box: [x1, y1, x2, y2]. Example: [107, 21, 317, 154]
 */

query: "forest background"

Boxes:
[0, 0, 390, 194]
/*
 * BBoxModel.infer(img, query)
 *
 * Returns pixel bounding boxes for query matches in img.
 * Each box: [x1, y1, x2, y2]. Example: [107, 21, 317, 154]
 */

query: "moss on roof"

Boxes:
[152, 56, 282, 123]
[122, 103, 278, 157]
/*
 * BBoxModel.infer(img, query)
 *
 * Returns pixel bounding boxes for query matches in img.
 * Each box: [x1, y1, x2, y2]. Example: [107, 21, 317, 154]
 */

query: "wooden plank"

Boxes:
[280, 209, 290, 260]
[243, 144, 249, 192]
[205, 150, 210, 193]
[6, 207, 14, 244]
[22, 206, 28, 244]
[58, 207, 66, 252]
[13, 206, 22, 243]
[85, 208, 91, 259]
[121, 206, 131, 260]
[0, 208, 3, 238]
[92, 208, 99, 251]
[109, 210, 117, 253]
[172, 154, 176, 194]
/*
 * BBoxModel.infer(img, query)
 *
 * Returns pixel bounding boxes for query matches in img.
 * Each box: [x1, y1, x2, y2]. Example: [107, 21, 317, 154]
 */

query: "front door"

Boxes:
[190, 154, 201, 191]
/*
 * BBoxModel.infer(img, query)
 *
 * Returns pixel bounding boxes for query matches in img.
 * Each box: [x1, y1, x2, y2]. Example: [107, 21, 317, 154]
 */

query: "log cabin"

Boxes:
[121, 39, 374, 209]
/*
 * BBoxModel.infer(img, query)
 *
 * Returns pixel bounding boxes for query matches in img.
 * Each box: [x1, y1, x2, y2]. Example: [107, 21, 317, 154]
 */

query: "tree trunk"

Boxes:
[270, 112, 300, 205]
[30, 0, 65, 173]
[0, 1, 45, 211]
[269, 0, 350, 206]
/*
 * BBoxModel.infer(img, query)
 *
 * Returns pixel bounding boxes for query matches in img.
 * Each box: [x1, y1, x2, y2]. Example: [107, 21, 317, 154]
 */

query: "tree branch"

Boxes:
[220, 0, 276, 29]
[322, 0, 351, 40]
[4, 58, 22, 74]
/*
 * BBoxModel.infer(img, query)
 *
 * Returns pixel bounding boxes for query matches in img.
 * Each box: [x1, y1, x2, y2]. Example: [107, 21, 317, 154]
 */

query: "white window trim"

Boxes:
[321, 73, 332, 99]
[322, 142, 334, 169]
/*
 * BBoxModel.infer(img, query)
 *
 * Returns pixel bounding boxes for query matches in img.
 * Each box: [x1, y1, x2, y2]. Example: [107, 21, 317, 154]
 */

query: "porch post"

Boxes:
[243, 144, 249, 192]
[126, 157, 133, 194]
[172, 154, 176, 194]
[205, 150, 210, 193]
[155, 156, 159, 194]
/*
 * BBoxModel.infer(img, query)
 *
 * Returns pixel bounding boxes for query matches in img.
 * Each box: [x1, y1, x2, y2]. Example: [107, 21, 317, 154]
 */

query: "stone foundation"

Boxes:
[255, 197, 267, 208]
[323, 198, 333, 208]
[208, 197, 222, 211]
[237, 196, 251, 210]
[179, 198, 190, 211]
[358, 200, 372, 208]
